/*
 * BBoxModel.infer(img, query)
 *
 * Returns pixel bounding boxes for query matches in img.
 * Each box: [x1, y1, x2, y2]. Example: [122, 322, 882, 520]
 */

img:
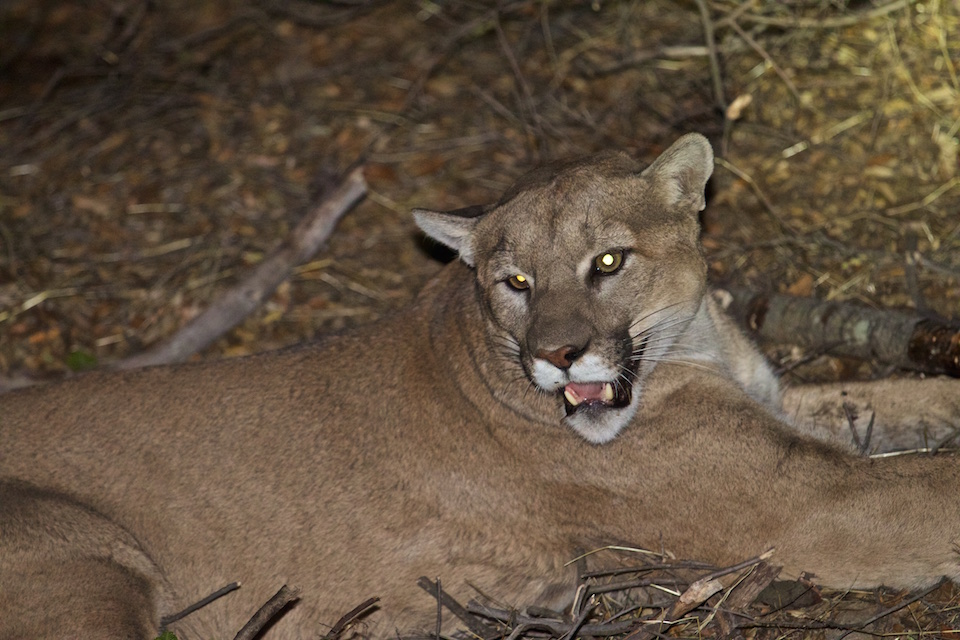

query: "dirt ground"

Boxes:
[2, 0, 960, 636]
[2, 0, 958, 378]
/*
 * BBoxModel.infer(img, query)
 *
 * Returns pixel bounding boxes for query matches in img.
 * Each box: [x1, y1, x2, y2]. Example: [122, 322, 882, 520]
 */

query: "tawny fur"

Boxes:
[2, 134, 959, 639]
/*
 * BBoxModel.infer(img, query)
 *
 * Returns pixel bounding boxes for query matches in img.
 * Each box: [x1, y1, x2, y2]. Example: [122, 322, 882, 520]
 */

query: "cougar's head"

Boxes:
[414, 133, 713, 443]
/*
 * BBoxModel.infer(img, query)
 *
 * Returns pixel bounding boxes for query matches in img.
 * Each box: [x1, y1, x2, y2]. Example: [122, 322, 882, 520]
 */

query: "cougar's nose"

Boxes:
[536, 344, 587, 370]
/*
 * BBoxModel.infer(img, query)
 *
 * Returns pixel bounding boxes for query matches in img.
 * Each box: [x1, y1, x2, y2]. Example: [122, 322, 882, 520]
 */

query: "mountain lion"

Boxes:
[2, 133, 959, 639]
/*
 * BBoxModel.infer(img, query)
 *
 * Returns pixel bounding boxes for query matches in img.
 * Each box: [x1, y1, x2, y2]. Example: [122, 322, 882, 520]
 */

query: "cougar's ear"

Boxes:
[412, 204, 489, 267]
[640, 133, 714, 212]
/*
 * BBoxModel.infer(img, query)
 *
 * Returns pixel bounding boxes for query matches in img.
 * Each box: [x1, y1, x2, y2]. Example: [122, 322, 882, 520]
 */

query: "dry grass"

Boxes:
[402, 546, 960, 640]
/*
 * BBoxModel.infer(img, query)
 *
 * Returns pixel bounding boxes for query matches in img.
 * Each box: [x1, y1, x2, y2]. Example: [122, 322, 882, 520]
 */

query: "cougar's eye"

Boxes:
[507, 274, 530, 290]
[593, 250, 624, 275]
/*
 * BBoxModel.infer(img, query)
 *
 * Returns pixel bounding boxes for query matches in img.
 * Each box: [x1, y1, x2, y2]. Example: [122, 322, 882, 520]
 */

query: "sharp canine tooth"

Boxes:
[564, 389, 580, 406]
[603, 383, 614, 401]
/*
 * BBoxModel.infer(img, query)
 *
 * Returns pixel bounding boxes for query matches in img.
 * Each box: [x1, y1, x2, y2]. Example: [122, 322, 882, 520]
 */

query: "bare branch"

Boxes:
[114, 166, 367, 370]
[233, 585, 300, 640]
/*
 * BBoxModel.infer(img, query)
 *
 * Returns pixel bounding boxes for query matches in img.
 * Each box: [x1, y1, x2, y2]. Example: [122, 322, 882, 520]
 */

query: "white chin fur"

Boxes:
[563, 391, 642, 444]
[529, 353, 638, 443]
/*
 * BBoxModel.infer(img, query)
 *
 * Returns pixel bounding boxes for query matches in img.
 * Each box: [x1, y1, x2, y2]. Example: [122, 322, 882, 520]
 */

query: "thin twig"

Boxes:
[836, 578, 947, 640]
[158, 9, 266, 53]
[726, 19, 803, 105]
[583, 45, 709, 77]
[110, 0, 151, 53]
[400, 1, 530, 115]
[494, 9, 545, 162]
[862, 412, 875, 454]
[582, 561, 713, 580]
[325, 597, 380, 638]
[885, 176, 960, 216]
[586, 577, 686, 596]
[159, 581, 241, 628]
[435, 578, 442, 640]
[416, 576, 490, 638]
[841, 401, 875, 455]
[699, 549, 775, 583]
[716, 0, 912, 29]
[561, 597, 597, 640]
[916, 254, 960, 278]
[714, 157, 794, 234]
[930, 427, 960, 455]
[466, 603, 640, 637]
[692, 0, 725, 111]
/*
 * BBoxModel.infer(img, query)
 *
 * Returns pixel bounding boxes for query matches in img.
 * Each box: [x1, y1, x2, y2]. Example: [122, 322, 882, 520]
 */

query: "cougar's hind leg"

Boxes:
[0, 481, 164, 639]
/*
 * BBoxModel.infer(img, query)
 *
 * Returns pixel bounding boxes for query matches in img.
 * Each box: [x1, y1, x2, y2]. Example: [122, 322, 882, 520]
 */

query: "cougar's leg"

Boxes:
[781, 377, 960, 453]
[0, 481, 162, 639]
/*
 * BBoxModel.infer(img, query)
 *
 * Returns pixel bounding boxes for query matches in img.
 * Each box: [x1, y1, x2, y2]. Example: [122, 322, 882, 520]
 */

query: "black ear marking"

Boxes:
[411, 204, 495, 267]
[445, 204, 490, 219]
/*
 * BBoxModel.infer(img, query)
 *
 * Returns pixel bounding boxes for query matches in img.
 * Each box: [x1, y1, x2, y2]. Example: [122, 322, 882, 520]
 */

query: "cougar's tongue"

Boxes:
[563, 382, 613, 406]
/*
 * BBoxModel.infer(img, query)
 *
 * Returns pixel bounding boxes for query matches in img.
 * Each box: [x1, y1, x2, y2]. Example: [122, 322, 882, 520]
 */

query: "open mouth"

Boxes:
[562, 381, 631, 415]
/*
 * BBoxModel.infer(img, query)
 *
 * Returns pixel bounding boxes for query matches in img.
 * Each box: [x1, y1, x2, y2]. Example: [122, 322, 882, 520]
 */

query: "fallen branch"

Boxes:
[721, 560, 782, 611]
[233, 585, 300, 640]
[737, 578, 946, 637]
[324, 596, 380, 639]
[464, 602, 639, 638]
[718, 288, 960, 377]
[416, 576, 491, 638]
[115, 166, 367, 370]
[836, 578, 947, 639]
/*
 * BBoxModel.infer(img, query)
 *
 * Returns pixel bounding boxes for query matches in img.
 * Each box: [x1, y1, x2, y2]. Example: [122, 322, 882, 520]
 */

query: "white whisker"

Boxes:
[631, 331, 689, 347]
[632, 316, 695, 339]
[628, 300, 694, 332]
[644, 358, 723, 374]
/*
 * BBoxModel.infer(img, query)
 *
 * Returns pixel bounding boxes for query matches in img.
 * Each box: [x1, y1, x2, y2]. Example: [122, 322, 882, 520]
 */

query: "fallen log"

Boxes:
[718, 287, 960, 377]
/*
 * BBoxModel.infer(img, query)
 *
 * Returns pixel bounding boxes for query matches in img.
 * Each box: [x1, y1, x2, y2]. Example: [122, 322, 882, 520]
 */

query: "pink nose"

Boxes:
[536, 345, 584, 369]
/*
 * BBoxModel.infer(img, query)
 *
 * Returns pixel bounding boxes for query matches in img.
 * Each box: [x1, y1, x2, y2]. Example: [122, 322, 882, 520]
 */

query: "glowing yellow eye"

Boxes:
[594, 250, 623, 274]
[507, 274, 529, 290]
